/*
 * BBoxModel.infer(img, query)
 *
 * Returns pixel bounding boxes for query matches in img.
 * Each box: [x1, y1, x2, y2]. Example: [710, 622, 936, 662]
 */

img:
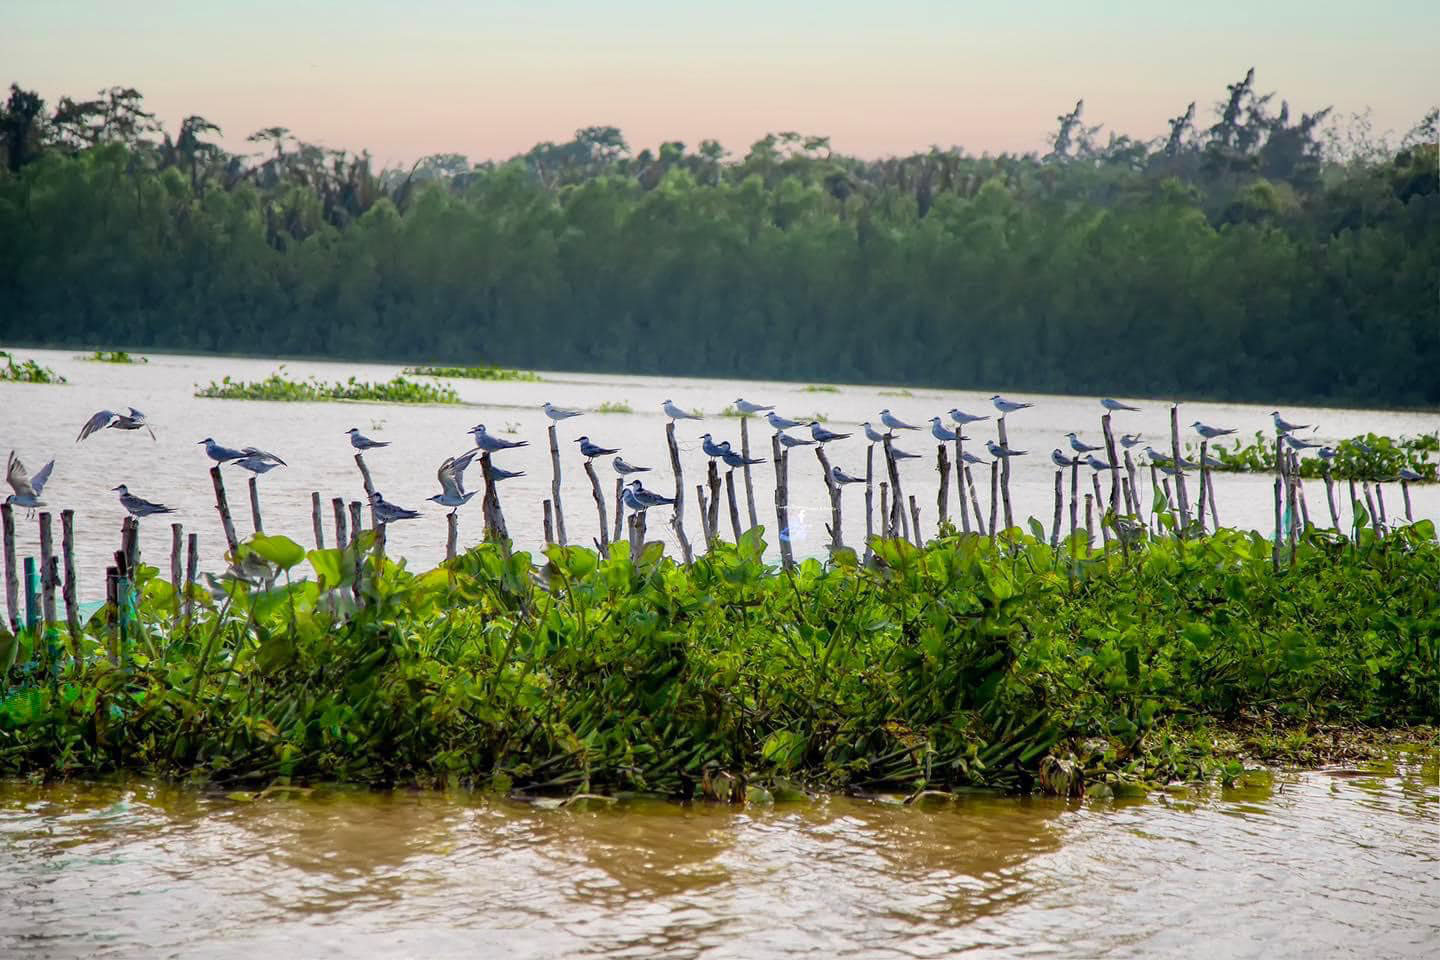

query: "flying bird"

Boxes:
[5, 452, 54, 513]
[427, 455, 478, 512]
[77, 407, 155, 443]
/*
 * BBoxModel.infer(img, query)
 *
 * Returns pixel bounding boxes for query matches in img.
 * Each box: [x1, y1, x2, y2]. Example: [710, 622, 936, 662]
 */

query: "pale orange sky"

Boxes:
[5, 1, 1436, 167]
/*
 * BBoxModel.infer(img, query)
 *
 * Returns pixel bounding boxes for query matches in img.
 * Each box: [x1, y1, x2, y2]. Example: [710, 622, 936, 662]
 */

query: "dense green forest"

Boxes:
[1, 72, 1436, 406]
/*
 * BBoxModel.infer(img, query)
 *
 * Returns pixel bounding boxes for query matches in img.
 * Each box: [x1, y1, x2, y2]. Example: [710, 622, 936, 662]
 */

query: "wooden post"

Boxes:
[1091, 472, 1110, 547]
[612, 478, 624, 546]
[1149, 463, 1162, 533]
[740, 417, 759, 531]
[548, 425, 567, 546]
[773, 433, 794, 569]
[815, 445, 843, 553]
[582, 459, 609, 548]
[60, 510, 79, 643]
[1273, 477, 1283, 570]
[1050, 470, 1063, 549]
[1069, 460, 1079, 541]
[210, 466, 239, 555]
[1084, 494, 1094, 548]
[988, 461, 999, 544]
[908, 496, 922, 547]
[543, 500, 555, 545]
[169, 522, 183, 622]
[936, 444, 950, 532]
[1207, 472, 1220, 529]
[1322, 467, 1340, 529]
[1293, 456, 1312, 530]
[1169, 405, 1190, 529]
[353, 452, 378, 528]
[1401, 480, 1414, 523]
[1362, 483, 1381, 535]
[2, 502, 19, 635]
[665, 423, 694, 564]
[706, 460, 721, 540]
[348, 501, 364, 605]
[696, 484, 713, 545]
[123, 515, 140, 573]
[104, 565, 119, 664]
[1197, 441, 1210, 534]
[1374, 483, 1388, 532]
[311, 493, 325, 549]
[1122, 479, 1137, 529]
[863, 445, 875, 560]
[446, 511, 459, 563]
[247, 476, 263, 533]
[724, 469, 742, 541]
[881, 435, 909, 544]
[184, 532, 198, 632]
[480, 453, 509, 541]
[954, 437, 971, 533]
[332, 497, 348, 548]
[1348, 478, 1359, 530]
[1101, 413, 1121, 515]
[39, 512, 56, 627]
[966, 466, 986, 537]
[996, 418, 1014, 532]
[1124, 450, 1142, 520]
[879, 482, 890, 540]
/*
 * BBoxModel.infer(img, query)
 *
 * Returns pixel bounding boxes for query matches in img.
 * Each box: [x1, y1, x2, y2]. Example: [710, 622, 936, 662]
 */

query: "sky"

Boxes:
[5, 0, 1437, 169]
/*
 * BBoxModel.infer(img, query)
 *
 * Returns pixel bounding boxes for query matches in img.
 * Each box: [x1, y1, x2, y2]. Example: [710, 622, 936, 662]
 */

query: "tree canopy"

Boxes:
[1, 73, 1436, 407]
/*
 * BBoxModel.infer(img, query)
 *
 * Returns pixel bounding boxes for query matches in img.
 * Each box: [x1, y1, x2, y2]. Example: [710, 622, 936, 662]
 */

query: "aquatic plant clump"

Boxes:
[1, 523, 1435, 797]
[1202, 431, 1437, 481]
[196, 372, 460, 404]
[403, 364, 541, 382]
[79, 350, 147, 364]
[0, 350, 66, 384]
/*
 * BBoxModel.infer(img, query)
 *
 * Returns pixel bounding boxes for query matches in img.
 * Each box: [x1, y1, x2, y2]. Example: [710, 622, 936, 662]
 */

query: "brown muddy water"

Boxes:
[1, 760, 1436, 958]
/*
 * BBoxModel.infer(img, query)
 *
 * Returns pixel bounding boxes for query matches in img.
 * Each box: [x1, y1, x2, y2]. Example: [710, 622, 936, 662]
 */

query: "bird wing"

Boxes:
[29, 459, 55, 495]
[437, 457, 463, 499]
[6, 452, 35, 497]
[242, 446, 287, 465]
[77, 410, 116, 442]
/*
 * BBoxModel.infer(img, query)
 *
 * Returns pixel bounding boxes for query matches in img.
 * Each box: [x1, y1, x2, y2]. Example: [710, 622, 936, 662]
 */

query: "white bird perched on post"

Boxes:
[1270, 411, 1311, 434]
[987, 439, 1027, 458]
[1051, 449, 1077, 468]
[1190, 421, 1236, 439]
[77, 407, 155, 442]
[809, 422, 851, 444]
[700, 434, 730, 458]
[929, 417, 958, 442]
[5, 453, 54, 514]
[1317, 447, 1337, 462]
[879, 409, 918, 431]
[612, 457, 650, 475]
[1146, 446, 1197, 469]
[663, 399, 702, 422]
[575, 436, 619, 459]
[719, 444, 765, 469]
[862, 422, 889, 444]
[1085, 454, 1116, 471]
[112, 484, 174, 518]
[368, 491, 421, 524]
[1397, 467, 1424, 482]
[766, 411, 805, 431]
[469, 424, 529, 452]
[627, 479, 676, 509]
[198, 437, 247, 463]
[990, 395, 1034, 416]
[346, 428, 389, 450]
[830, 465, 865, 485]
[542, 402, 583, 421]
[778, 433, 815, 448]
[960, 451, 989, 466]
[733, 398, 773, 415]
[948, 408, 990, 426]
[1101, 398, 1141, 412]
[1066, 432, 1102, 454]
[890, 446, 921, 460]
[1282, 434, 1323, 451]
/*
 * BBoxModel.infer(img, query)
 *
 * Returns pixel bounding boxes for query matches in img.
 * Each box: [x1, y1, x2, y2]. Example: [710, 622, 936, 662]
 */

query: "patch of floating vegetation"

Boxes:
[79, 350, 147, 364]
[1203, 431, 1437, 481]
[595, 401, 633, 414]
[802, 384, 840, 393]
[403, 364, 541, 382]
[196, 370, 460, 404]
[0, 350, 65, 384]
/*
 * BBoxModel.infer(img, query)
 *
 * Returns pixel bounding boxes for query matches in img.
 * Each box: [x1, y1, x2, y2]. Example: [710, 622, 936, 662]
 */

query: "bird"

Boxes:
[862, 421, 889, 444]
[627, 480, 676, 509]
[1191, 421, 1236, 439]
[959, 451, 989, 466]
[948, 408, 990, 426]
[1201, 452, 1226, 469]
[719, 444, 765, 469]
[1270, 411, 1311, 434]
[1397, 467, 1423, 482]
[575, 436, 619, 459]
[240, 446, 286, 466]
[1156, 463, 1185, 478]
[929, 417, 957, 442]
[621, 486, 649, 513]
[987, 440, 1027, 458]
[990, 395, 1034, 416]
[879, 409, 918, 431]
[112, 484, 174, 518]
[700, 434, 730, 458]
[234, 454, 283, 475]
[77, 407, 155, 443]
[5, 453, 54, 513]
[427, 455, 478, 512]
[1066, 432, 1103, 454]
[809, 422, 851, 444]
[543, 402, 584, 421]
[1282, 434, 1323, 451]
[766, 411, 806, 431]
[613, 457, 651, 475]
[1317, 447, 1337, 462]
[778, 433, 815, 449]
[1119, 433, 1144, 449]
[1354, 440, 1376, 455]
[1146, 446, 1197, 469]
[1101, 398, 1141, 412]
[733, 398, 774, 415]
[663, 399, 702, 422]
[1051, 449, 1078, 468]
[368, 491, 421, 524]
[198, 437, 247, 463]
[346, 428, 389, 450]
[489, 466, 526, 481]
[830, 466, 865, 485]
[469, 424, 529, 452]
[1085, 454, 1115, 471]
[890, 446, 921, 460]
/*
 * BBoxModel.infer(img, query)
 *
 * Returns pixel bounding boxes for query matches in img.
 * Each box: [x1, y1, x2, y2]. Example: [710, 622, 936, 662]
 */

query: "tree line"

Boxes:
[0, 73, 1436, 407]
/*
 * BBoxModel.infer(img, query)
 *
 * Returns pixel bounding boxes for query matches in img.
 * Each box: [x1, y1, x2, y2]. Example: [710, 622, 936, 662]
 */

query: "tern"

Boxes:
[719, 444, 765, 469]
[469, 424, 529, 452]
[1201, 453, 1225, 469]
[77, 407, 155, 443]
[990, 395, 1034, 416]
[112, 484, 174, 518]
[890, 447, 921, 460]
[862, 422, 889, 444]
[1066, 432, 1102, 454]
[830, 466, 865, 485]
[1270, 411, 1311, 434]
[1281, 434, 1323, 451]
[1146, 446, 1197, 469]
[948, 408, 990, 426]
[575, 436, 619, 459]
[959, 451, 989, 466]
[489, 466, 525, 481]
[778, 433, 815, 448]
[809, 422, 851, 444]
[628, 479, 677, 508]
[1085, 454, 1116, 471]
[5, 452, 54, 513]
[427, 455, 478, 512]
[879, 409, 918, 431]
[1190, 421, 1236, 439]
[1119, 433, 1144, 449]
[1397, 467, 1424, 482]
[368, 491, 421, 524]
[621, 487, 649, 513]
[612, 457, 651, 475]
[1051, 449, 1078, 468]
[986, 440, 1027, 458]
[766, 411, 806, 431]
[198, 437, 247, 463]
[700, 434, 730, 458]
[929, 417, 957, 442]
[234, 454, 283, 475]
[1101, 398, 1142, 412]
[663, 399, 702, 422]
[543, 402, 584, 421]
[1317, 447, 1337, 462]
[240, 446, 286, 466]
[346, 428, 389, 450]
[733, 398, 774, 415]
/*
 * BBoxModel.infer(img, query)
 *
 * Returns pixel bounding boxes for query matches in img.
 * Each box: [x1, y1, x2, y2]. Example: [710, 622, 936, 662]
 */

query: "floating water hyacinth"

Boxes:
[403, 364, 540, 382]
[196, 372, 459, 404]
[0, 351, 66, 384]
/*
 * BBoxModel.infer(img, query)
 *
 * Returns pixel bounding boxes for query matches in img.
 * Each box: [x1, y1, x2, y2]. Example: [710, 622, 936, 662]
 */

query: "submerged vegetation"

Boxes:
[1, 523, 1434, 796]
[0, 350, 65, 384]
[196, 371, 459, 404]
[79, 349, 146, 364]
[403, 364, 540, 382]
[1202, 432, 1438, 480]
[1, 76, 1435, 407]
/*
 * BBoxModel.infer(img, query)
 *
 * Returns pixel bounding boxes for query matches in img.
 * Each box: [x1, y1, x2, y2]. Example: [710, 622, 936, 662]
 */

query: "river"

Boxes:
[1, 758, 1435, 958]
[1, 348, 1436, 600]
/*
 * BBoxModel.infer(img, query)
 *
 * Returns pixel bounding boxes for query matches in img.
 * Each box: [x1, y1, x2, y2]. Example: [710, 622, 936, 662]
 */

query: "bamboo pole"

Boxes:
[210, 466, 239, 556]
[1168, 405, 1190, 529]
[247, 477, 263, 533]
[988, 461, 999, 544]
[1374, 483, 1388, 532]
[39, 512, 56, 627]
[123, 515, 140, 573]
[936, 444, 950, 532]
[353, 452, 379, 529]
[1101, 413, 1121, 515]
[480, 453, 509, 541]
[954, 436, 970, 533]
[582, 459, 609, 549]
[1273, 477, 1283, 570]
[311, 493, 325, 549]
[1091, 472, 1110, 547]
[1124, 450, 1141, 521]
[1363, 483, 1380, 536]
[548, 425, 567, 546]
[1161, 478, 1175, 532]
[61, 510, 79, 643]
[1348, 478, 1359, 528]
[348, 501, 364, 605]
[814, 445, 843, 553]
[1149, 464, 1162, 533]
[104, 565, 119, 664]
[1050, 470, 1063, 549]
[1206, 470, 1220, 528]
[908, 496, 921, 546]
[1197, 441, 1210, 534]
[772, 434, 793, 570]
[1084, 494, 1094, 548]
[879, 482, 890, 541]
[613, 478, 624, 546]
[665, 423, 694, 564]
[184, 532, 198, 633]
[966, 466, 985, 537]
[863, 445, 875, 561]
[706, 460, 721, 540]
[169, 521, 182, 622]
[996, 418, 1014, 532]
[543, 500, 555, 545]
[696, 485, 711, 545]
[740, 417, 759, 531]
[1069, 459, 1079, 541]
[1121, 479, 1137, 530]
[332, 497, 348, 548]
[881, 436, 909, 543]
[1322, 467, 1340, 529]
[1293, 455, 1312, 530]
[446, 511, 458, 563]
[5, 503, 22, 634]
[724, 470, 743, 541]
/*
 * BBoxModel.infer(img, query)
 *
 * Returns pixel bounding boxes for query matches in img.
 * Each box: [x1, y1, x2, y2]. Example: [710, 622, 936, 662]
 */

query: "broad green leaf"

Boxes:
[249, 533, 305, 571]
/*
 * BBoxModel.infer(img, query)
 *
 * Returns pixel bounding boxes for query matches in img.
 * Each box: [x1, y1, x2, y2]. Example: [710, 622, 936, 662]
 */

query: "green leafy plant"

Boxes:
[79, 350, 147, 364]
[196, 372, 459, 404]
[0, 351, 65, 384]
[595, 401, 632, 414]
[1202, 431, 1437, 481]
[403, 365, 540, 382]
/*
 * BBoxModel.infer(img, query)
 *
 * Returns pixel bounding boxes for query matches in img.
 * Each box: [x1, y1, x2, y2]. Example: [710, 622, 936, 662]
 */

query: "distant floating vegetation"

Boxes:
[79, 350, 147, 364]
[0, 350, 66, 384]
[594, 401, 632, 414]
[802, 385, 840, 394]
[403, 364, 540, 382]
[879, 388, 913, 397]
[196, 371, 460, 404]
[1200, 431, 1437, 481]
